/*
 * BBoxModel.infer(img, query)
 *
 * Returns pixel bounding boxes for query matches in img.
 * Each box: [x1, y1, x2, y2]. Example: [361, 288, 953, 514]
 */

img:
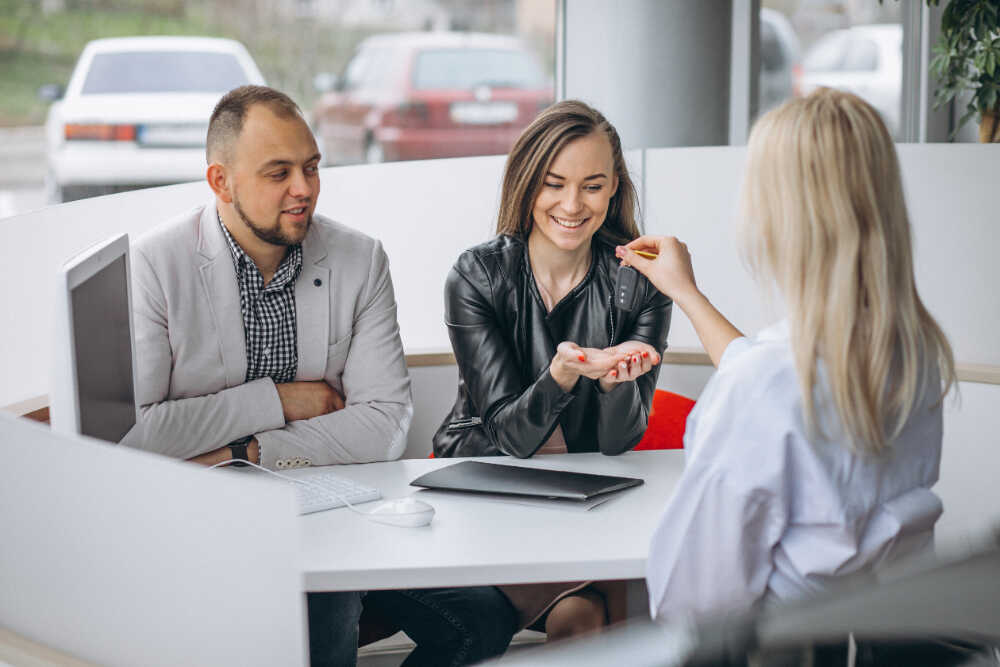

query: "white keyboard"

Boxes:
[291, 471, 381, 515]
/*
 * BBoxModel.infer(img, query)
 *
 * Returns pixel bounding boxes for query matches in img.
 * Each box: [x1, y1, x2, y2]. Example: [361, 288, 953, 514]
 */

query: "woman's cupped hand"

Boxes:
[550, 340, 660, 393]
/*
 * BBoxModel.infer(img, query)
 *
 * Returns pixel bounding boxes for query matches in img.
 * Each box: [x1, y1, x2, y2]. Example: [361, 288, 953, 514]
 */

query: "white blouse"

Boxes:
[646, 321, 944, 621]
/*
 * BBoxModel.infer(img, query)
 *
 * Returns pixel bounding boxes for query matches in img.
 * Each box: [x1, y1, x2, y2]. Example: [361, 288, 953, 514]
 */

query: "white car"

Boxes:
[759, 9, 801, 114]
[43, 36, 266, 202]
[797, 24, 902, 136]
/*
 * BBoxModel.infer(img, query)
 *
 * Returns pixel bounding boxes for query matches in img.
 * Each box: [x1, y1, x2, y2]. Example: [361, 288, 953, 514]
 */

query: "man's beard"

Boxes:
[233, 192, 311, 246]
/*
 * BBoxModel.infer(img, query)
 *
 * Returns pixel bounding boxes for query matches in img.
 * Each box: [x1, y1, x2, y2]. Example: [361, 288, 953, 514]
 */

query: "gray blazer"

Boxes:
[127, 201, 412, 468]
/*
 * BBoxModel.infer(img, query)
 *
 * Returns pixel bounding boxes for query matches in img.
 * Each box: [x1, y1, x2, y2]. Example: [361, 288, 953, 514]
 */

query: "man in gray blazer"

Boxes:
[129, 85, 412, 666]
[131, 87, 411, 469]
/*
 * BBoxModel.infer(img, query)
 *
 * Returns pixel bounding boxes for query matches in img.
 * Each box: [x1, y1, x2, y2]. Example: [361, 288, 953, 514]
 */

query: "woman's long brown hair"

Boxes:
[495, 100, 640, 246]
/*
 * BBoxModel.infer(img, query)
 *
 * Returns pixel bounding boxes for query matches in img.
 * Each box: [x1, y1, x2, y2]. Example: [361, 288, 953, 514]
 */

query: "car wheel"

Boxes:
[364, 138, 385, 164]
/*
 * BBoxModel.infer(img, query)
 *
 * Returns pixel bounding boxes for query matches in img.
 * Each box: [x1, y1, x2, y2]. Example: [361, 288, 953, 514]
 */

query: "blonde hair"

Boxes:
[496, 100, 640, 246]
[741, 88, 955, 454]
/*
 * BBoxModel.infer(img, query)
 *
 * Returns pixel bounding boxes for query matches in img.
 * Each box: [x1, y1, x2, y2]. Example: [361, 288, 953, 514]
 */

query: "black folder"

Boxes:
[410, 460, 643, 501]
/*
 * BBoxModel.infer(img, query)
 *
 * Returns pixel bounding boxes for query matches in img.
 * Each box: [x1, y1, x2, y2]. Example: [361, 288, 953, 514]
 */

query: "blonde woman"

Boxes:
[616, 88, 956, 620]
[433, 100, 672, 641]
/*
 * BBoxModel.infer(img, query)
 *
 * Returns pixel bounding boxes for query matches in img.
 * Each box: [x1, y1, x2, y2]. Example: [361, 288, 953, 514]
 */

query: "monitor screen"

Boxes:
[70, 254, 136, 442]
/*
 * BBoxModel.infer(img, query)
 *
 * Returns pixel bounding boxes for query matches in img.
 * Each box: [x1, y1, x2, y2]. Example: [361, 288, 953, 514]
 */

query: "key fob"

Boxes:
[615, 265, 641, 311]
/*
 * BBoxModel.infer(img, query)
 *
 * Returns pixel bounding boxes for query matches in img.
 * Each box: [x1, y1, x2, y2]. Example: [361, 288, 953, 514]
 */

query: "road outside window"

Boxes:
[0, 0, 556, 215]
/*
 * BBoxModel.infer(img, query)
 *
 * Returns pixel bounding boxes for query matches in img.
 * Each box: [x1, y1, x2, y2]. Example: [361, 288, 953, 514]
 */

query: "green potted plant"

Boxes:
[927, 0, 1000, 142]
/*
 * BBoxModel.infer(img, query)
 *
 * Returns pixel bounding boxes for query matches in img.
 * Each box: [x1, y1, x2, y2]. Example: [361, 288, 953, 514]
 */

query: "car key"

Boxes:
[615, 265, 641, 311]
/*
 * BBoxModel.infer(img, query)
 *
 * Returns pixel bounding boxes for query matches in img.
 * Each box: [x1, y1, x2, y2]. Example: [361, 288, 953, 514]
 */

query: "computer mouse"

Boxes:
[367, 497, 435, 528]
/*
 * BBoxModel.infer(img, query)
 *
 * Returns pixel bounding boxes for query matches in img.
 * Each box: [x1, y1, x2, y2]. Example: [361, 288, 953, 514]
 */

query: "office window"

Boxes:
[0, 0, 556, 212]
[760, 1, 904, 139]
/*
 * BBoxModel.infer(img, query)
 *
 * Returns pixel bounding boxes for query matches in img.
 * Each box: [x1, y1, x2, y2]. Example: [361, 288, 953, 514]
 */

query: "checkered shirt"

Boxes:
[218, 213, 302, 383]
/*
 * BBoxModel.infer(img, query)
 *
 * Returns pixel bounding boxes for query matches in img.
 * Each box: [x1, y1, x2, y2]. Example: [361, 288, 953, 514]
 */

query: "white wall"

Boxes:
[407, 364, 459, 459]
[937, 382, 1000, 555]
[643, 144, 1000, 367]
[0, 156, 503, 408]
[0, 149, 646, 409]
[1, 145, 996, 550]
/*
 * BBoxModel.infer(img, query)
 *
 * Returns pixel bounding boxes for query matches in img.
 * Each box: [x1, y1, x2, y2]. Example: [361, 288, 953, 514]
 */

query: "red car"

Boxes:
[312, 32, 553, 165]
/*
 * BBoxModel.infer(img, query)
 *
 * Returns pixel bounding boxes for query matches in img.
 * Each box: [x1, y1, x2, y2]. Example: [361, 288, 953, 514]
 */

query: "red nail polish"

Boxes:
[610, 369, 618, 378]
[642, 351, 649, 358]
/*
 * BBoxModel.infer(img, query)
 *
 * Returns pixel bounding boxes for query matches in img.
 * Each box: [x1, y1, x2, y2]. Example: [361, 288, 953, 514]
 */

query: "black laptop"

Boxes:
[410, 461, 643, 501]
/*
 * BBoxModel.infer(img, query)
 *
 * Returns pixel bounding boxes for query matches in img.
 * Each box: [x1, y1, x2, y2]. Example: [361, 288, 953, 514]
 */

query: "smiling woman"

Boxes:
[431, 99, 673, 645]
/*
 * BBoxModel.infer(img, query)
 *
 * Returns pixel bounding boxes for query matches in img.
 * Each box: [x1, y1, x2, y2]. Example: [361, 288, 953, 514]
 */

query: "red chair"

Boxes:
[634, 389, 695, 450]
[428, 389, 694, 457]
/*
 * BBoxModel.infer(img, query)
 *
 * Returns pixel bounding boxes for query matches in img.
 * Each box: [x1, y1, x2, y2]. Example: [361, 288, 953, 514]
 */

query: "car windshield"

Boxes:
[412, 48, 545, 90]
[81, 51, 250, 94]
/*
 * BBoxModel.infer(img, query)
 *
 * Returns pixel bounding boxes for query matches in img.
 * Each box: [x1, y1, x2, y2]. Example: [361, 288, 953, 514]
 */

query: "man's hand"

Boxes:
[549, 342, 629, 392]
[187, 437, 261, 466]
[275, 381, 345, 422]
[597, 341, 660, 393]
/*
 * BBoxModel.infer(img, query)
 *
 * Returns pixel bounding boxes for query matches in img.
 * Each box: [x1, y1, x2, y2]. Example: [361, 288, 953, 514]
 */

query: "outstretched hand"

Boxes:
[616, 236, 699, 308]
[618, 235, 744, 368]
[597, 340, 660, 392]
[550, 340, 662, 393]
[550, 342, 628, 392]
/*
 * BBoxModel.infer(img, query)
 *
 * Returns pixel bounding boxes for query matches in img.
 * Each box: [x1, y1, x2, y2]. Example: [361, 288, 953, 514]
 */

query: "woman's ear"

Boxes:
[206, 162, 233, 203]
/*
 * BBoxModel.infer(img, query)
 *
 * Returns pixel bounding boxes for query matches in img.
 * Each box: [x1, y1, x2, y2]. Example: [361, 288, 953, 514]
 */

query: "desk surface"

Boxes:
[291, 450, 685, 592]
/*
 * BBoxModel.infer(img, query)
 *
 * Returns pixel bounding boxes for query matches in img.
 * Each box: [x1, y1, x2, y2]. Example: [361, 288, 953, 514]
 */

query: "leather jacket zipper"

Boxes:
[607, 295, 616, 346]
[446, 417, 483, 431]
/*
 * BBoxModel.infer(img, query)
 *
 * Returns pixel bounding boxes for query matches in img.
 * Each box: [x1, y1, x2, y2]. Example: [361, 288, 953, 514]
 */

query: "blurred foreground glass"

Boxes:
[760, 1, 904, 139]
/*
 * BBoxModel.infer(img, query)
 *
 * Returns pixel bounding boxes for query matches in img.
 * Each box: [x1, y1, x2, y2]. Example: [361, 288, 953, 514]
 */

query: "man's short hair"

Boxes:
[206, 85, 302, 164]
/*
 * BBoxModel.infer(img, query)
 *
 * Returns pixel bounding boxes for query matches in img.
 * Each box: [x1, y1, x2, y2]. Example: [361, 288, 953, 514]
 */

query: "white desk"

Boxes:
[291, 450, 685, 593]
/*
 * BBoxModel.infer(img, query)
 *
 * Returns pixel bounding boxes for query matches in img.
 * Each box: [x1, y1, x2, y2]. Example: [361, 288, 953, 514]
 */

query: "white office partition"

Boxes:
[315, 148, 645, 350]
[312, 155, 504, 352]
[0, 413, 306, 667]
[0, 181, 212, 409]
[0, 157, 504, 408]
[895, 144, 1000, 367]
[643, 145, 761, 349]
[643, 143, 1000, 367]
[0, 148, 648, 409]
[938, 382, 1000, 554]
[1, 145, 997, 544]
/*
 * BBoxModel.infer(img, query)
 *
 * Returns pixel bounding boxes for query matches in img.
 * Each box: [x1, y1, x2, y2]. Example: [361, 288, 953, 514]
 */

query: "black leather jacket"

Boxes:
[433, 235, 672, 458]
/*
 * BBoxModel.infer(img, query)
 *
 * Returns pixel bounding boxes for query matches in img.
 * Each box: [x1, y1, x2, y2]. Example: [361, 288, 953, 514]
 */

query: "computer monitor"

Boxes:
[50, 233, 139, 442]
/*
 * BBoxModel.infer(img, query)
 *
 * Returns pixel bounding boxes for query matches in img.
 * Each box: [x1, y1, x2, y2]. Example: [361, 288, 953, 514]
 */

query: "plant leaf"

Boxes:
[953, 104, 979, 138]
